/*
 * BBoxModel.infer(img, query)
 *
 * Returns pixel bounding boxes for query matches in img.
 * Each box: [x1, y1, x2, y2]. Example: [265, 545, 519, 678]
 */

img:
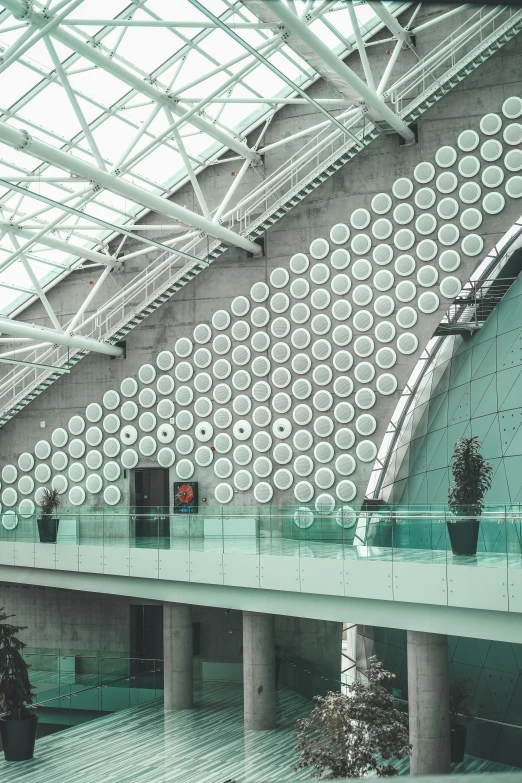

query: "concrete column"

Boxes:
[163, 603, 193, 710]
[243, 611, 276, 730]
[407, 630, 450, 775]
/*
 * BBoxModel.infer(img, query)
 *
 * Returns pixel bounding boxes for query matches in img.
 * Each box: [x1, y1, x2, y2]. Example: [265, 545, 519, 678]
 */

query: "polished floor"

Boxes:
[10, 531, 521, 568]
[0, 682, 518, 782]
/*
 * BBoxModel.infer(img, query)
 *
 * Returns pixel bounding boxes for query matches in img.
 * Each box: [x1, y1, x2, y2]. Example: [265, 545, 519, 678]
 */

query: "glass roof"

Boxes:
[0, 0, 398, 318]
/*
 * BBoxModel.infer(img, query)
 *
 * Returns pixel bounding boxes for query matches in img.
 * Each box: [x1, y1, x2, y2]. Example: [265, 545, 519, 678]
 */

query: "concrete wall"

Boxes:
[381, 270, 522, 508]
[275, 615, 343, 675]
[358, 625, 522, 768]
[1, 5, 521, 516]
[0, 582, 341, 685]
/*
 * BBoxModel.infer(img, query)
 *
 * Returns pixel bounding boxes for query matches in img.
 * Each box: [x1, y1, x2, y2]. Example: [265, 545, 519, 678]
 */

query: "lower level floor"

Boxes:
[0, 682, 518, 783]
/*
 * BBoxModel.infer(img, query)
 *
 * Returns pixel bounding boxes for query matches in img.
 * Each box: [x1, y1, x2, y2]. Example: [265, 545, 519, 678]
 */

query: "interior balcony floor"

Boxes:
[0, 682, 518, 783]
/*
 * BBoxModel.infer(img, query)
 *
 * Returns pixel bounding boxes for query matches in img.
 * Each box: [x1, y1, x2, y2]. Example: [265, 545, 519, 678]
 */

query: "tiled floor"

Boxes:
[7, 532, 518, 567]
[0, 682, 518, 782]
[93, 536, 522, 568]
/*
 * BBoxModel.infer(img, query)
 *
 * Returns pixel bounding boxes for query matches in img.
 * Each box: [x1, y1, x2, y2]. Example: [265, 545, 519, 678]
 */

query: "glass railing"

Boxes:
[1, 504, 521, 568]
[19, 652, 163, 736]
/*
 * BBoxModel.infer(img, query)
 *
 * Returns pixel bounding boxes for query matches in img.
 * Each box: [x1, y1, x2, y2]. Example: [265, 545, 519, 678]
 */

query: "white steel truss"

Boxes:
[0, 0, 519, 417]
[0, 0, 414, 343]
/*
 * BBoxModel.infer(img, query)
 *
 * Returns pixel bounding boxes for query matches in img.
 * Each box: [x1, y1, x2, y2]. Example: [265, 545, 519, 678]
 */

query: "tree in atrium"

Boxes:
[293, 657, 411, 778]
[447, 436, 493, 555]
[0, 609, 37, 761]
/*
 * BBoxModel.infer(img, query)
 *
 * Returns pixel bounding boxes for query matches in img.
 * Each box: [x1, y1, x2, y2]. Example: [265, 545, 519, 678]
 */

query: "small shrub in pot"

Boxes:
[36, 486, 61, 544]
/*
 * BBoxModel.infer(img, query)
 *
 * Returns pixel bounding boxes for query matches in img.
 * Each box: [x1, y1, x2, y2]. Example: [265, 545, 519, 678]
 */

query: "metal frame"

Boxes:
[371, 218, 522, 502]
[0, 0, 513, 369]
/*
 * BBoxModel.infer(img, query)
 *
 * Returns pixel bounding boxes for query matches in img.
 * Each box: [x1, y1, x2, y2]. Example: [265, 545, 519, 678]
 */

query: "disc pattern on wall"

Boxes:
[1, 99, 521, 513]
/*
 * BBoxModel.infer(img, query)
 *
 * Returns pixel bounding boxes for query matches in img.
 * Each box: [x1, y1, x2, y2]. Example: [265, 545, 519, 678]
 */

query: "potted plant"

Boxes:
[0, 608, 37, 761]
[293, 656, 411, 778]
[449, 677, 475, 763]
[447, 436, 492, 555]
[36, 487, 60, 544]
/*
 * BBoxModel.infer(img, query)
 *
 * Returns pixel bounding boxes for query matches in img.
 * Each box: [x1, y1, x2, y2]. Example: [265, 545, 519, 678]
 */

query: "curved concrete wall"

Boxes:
[385, 271, 522, 507]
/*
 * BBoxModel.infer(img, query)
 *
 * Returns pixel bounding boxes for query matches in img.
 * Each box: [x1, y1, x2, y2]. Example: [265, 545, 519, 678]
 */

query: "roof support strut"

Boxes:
[0, 123, 262, 255]
[0, 0, 260, 163]
[0, 318, 124, 357]
[0, 222, 118, 269]
[257, 0, 416, 143]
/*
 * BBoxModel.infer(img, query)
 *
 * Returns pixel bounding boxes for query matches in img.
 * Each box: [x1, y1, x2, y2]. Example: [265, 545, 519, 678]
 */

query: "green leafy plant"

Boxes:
[36, 486, 60, 518]
[448, 436, 492, 518]
[293, 657, 411, 779]
[0, 609, 35, 721]
[449, 677, 475, 729]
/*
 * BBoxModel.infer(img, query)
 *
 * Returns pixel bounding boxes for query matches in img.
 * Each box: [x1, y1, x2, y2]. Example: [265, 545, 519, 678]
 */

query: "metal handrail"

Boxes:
[373, 223, 522, 499]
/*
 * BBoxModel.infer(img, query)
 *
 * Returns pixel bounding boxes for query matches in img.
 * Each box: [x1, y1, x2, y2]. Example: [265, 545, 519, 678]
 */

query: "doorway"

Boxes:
[130, 605, 163, 674]
[134, 467, 169, 540]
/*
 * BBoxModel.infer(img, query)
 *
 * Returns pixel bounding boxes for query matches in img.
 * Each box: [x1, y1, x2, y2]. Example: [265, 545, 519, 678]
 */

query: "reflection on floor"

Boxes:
[7, 531, 522, 568]
[0, 682, 519, 782]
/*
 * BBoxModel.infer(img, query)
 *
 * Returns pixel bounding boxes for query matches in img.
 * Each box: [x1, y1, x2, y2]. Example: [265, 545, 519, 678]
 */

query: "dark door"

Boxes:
[134, 468, 169, 539]
[130, 605, 163, 675]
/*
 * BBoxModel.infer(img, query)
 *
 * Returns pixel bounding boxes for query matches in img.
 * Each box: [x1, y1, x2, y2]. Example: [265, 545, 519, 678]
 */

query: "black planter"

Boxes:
[447, 520, 479, 556]
[0, 714, 38, 761]
[450, 724, 468, 763]
[37, 516, 59, 544]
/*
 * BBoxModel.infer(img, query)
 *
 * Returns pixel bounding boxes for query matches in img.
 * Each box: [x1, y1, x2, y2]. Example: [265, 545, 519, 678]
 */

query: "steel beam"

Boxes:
[0, 179, 195, 261]
[189, 0, 363, 148]
[255, 0, 416, 143]
[0, 222, 118, 268]
[0, 125, 261, 255]
[367, 1, 413, 46]
[0, 356, 70, 373]
[0, 318, 123, 357]
[0, 0, 259, 162]
[62, 20, 277, 28]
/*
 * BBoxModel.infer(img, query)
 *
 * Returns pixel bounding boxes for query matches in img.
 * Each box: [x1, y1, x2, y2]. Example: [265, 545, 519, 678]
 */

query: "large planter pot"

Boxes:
[37, 516, 59, 544]
[447, 519, 479, 556]
[450, 724, 468, 763]
[0, 713, 38, 761]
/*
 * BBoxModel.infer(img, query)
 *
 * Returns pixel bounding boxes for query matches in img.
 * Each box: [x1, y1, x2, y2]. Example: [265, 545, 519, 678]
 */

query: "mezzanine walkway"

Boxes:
[1, 509, 521, 644]
[0, 681, 518, 783]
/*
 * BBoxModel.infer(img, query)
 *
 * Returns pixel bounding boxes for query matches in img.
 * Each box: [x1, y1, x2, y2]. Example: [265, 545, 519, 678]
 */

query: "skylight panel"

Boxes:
[242, 64, 287, 96]
[65, 0, 129, 21]
[309, 18, 344, 50]
[177, 48, 224, 93]
[89, 116, 137, 166]
[0, 141, 41, 175]
[131, 145, 184, 183]
[67, 66, 130, 108]
[17, 84, 87, 140]
[114, 22, 182, 75]
[269, 51, 305, 82]
[82, 200, 130, 225]
[327, 10, 355, 39]
[218, 103, 257, 129]
[93, 189, 143, 217]
[200, 27, 248, 61]
[0, 0, 395, 321]
[147, 0, 223, 23]
[0, 62, 42, 108]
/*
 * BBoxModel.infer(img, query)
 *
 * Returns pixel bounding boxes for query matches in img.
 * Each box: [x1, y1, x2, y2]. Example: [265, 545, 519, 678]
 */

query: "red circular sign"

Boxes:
[177, 484, 194, 504]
